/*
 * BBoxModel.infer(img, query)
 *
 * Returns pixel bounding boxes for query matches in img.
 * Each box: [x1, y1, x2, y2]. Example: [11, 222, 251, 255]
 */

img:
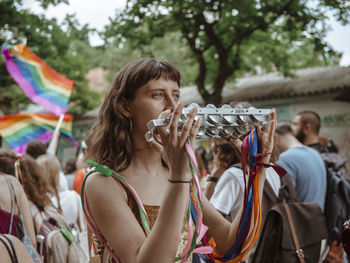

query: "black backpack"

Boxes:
[321, 152, 350, 244]
[251, 174, 328, 263]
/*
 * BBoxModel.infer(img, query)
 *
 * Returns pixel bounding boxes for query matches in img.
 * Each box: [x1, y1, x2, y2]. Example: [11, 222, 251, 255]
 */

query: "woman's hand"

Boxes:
[151, 103, 201, 181]
[257, 108, 277, 164]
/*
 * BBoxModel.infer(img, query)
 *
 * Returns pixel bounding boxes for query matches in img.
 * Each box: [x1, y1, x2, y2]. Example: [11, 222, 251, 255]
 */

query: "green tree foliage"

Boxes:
[103, 31, 198, 87]
[104, 0, 349, 105]
[0, 0, 101, 116]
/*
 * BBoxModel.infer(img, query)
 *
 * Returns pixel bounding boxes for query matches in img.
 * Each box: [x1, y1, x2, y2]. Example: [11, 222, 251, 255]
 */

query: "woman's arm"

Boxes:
[203, 166, 225, 200]
[202, 109, 276, 254]
[86, 174, 190, 263]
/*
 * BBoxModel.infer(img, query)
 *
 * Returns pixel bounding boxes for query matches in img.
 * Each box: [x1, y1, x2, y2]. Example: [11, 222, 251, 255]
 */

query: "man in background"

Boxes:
[292, 111, 329, 153]
[274, 121, 327, 211]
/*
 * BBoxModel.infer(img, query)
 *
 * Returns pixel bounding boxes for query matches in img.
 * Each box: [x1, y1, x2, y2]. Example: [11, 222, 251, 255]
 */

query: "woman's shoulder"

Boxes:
[1, 175, 22, 188]
[84, 171, 128, 203]
[1, 175, 27, 198]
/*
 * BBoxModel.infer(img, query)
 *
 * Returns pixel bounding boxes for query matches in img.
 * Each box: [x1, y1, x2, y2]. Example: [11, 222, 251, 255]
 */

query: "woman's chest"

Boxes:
[123, 174, 169, 206]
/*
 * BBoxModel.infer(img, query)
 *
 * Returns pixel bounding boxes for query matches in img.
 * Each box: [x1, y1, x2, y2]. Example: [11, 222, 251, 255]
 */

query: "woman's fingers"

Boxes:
[148, 140, 163, 154]
[270, 108, 277, 134]
[258, 108, 277, 162]
[156, 109, 172, 142]
[188, 118, 201, 149]
[169, 103, 183, 142]
[179, 108, 197, 146]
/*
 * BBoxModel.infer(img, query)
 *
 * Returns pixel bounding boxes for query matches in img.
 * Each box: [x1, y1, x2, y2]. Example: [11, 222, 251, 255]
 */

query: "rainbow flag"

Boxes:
[0, 113, 78, 154]
[1, 43, 74, 115]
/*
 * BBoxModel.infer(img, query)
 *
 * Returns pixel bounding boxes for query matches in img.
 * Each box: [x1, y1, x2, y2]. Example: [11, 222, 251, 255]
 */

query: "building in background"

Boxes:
[180, 66, 350, 170]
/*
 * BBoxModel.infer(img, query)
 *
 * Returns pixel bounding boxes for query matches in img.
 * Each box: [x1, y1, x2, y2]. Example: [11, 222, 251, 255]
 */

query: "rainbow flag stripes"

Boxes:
[0, 113, 78, 154]
[1, 43, 74, 115]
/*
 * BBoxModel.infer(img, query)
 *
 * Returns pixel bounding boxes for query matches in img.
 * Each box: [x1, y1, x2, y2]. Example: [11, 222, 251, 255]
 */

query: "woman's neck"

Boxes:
[129, 149, 165, 174]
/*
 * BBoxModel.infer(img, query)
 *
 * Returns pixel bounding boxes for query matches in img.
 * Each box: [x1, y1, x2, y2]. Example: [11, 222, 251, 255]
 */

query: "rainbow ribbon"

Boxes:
[1, 43, 74, 115]
[152, 134, 213, 262]
[199, 128, 263, 263]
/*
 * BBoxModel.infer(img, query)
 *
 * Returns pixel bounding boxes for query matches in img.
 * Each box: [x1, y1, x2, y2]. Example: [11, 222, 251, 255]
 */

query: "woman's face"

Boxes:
[127, 77, 180, 138]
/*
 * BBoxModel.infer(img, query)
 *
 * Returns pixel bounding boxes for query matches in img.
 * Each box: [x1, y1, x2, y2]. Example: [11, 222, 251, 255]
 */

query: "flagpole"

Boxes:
[47, 114, 64, 155]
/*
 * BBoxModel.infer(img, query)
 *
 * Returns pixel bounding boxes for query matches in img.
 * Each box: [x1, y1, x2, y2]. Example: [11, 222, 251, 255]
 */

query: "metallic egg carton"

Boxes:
[145, 103, 271, 142]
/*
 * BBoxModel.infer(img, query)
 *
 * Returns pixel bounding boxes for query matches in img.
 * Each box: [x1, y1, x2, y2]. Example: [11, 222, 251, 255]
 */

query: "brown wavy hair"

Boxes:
[86, 58, 181, 172]
[36, 154, 63, 213]
[0, 149, 52, 207]
[210, 139, 241, 168]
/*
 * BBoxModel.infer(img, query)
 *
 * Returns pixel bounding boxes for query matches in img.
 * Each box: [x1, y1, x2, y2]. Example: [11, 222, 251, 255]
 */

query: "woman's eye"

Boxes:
[173, 94, 180, 100]
[152, 93, 163, 98]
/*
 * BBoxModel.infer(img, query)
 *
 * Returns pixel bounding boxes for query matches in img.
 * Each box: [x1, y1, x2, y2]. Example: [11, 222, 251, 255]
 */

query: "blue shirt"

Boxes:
[277, 146, 327, 211]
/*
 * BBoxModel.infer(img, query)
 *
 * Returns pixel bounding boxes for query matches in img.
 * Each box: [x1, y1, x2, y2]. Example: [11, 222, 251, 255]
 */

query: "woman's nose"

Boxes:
[164, 95, 177, 112]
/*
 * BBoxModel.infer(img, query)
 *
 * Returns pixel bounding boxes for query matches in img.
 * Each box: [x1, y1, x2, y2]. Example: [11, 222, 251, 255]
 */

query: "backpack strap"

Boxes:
[283, 204, 306, 263]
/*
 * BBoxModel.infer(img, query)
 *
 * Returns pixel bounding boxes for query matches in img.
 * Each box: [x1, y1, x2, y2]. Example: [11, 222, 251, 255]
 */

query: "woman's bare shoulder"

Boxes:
[0, 175, 25, 191]
[84, 171, 128, 203]
[0, 234, 34, 263]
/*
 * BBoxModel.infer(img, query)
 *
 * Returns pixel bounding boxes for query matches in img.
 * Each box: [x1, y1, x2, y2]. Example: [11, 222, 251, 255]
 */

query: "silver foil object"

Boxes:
[145, 103, 271, 142]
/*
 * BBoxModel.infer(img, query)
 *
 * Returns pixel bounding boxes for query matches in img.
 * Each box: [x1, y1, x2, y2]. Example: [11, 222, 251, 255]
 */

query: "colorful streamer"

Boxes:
[0, 113, 78, 154]
[1, 43, 74, 115]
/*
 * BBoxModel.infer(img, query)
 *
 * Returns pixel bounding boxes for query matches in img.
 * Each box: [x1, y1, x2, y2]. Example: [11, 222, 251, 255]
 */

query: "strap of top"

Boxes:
[5, 176, 30, 239]
[0, 234, 18, 263]
[7, 177, 15, 235]
[1, 235, 19, 263]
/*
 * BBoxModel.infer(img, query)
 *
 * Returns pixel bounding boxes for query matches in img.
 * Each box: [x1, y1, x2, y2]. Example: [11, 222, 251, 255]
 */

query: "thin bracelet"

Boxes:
[168, 179, 192, 184]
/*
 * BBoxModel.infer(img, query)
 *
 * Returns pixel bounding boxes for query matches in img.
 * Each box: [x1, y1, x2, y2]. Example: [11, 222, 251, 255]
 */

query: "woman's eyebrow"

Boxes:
[148, 88, 165, 92]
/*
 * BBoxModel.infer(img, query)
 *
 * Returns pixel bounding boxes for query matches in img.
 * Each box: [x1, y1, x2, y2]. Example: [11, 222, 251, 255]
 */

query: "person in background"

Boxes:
[36, 154, 84, 228]
[319, 132, 339, 153]
[204, 139, 242, 221]
[64, 157, 77, 190]
[292, 110, 349, 262]
[292, 110, 338, 153]
[0, 175, 36, 245]
[205, 138, 281, 222]
[0, 149, 47, 248]
[274, 120, 327, 211]
[25, 140, 68, 191]
[73, 141, 88, 195]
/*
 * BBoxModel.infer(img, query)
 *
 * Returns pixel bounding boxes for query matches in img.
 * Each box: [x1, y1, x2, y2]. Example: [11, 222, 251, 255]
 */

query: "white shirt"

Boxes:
[210, 166, 244, 222]
[210, 166, 281, 222]
[50, 190, 81, 226]
[59, 171, 69, 191]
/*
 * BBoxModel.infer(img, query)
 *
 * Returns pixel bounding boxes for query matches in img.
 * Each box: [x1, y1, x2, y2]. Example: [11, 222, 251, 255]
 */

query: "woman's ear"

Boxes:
[120, 98, 132, 118]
